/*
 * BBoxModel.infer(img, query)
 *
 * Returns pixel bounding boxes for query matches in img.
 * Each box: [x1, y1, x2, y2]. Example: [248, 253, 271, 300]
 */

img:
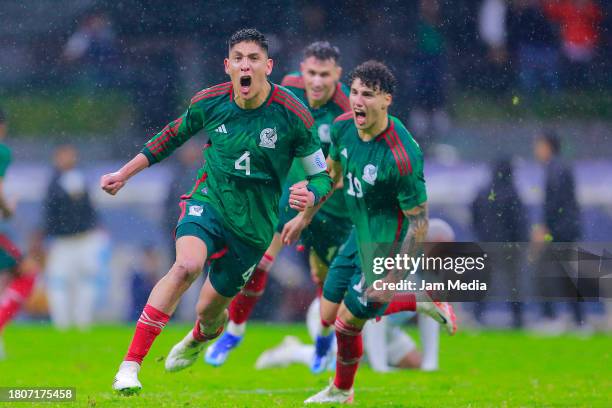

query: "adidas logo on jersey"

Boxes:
[215, 124, 228, 133]
[341, 148, 348, 158]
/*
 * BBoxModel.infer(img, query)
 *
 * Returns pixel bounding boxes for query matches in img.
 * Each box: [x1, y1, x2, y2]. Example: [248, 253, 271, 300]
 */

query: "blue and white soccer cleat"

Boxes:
[310, 333, 335, 374]
[204, 332, 242, 367]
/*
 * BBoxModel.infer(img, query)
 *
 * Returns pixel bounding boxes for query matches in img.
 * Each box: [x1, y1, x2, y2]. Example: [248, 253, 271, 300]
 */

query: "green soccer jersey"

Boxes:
[330, 113, 427, 284]
[281, 73, 350, 219]
[0, 143, 11, 178]
[141, 82, 332, 250]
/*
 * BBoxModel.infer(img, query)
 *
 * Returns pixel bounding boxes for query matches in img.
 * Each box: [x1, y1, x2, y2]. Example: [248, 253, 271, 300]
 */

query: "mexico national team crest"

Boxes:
[188, 205, 204, 217]
[259, 127, 277, 149]
[362, 164, 378, 185]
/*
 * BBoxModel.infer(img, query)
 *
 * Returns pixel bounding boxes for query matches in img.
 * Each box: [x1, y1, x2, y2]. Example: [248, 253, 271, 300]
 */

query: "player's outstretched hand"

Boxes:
[288, 180, 315, 212]
[281, 213, 310, 245]
[100, 171, 127, 196]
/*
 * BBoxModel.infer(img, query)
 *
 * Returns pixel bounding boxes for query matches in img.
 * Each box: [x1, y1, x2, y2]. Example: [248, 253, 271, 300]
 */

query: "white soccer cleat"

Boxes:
[165, 330, 206, 372]
[417, 300, 457, 335]
[255, 335, 304, 369]
[305, 382, 354, 404]
[112, 361, 142, 395]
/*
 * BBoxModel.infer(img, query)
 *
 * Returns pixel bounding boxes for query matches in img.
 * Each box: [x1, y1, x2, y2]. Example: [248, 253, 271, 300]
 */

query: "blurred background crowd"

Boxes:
[0, 0, 611, 334]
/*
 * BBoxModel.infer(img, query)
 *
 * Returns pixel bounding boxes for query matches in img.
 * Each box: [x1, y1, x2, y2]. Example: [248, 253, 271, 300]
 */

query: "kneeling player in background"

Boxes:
[281, 61, 457, 403]
[205, 41, 352, 368]
[255, 312, 440, 373]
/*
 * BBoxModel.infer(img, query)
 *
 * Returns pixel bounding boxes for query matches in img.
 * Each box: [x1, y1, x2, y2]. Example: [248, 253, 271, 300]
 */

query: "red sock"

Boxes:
[334, 318, 363, 390]
[228, 253, 274, 324]
[192, 319, 224, 342]
[125, 304, 170, 364]
[383, 293, 416, 315]
[0, 273, 36, 332]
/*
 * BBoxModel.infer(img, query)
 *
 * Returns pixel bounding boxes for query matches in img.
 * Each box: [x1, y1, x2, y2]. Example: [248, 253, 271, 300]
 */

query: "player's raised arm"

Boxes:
[100, 153, 149, 196]
[100, 101, 205, 196]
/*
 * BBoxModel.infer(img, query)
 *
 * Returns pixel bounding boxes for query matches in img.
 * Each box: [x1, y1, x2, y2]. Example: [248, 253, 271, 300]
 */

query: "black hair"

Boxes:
[349, 60, 396, 95]
[228, 28, 268, 55]
[303, 41, 341, 63]
[538, 129, 561, 155]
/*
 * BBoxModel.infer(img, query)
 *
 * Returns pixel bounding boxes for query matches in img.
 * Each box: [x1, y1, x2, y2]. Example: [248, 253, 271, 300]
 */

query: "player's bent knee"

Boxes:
[196, 306, 228, 328]
[396, 351, 422, 369]
[337, 303, 365, 329]
[171, 258, 204, 283]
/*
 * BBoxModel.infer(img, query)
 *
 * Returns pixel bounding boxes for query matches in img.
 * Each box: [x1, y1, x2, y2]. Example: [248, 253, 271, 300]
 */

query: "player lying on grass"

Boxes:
[280, 61, 457, 403]
[256, 218, 457, 373]
[205, 41, 353, 369]
[100, 28, 333, 395]
[255, 313, 440, 373]
[0, 108, 39, 359]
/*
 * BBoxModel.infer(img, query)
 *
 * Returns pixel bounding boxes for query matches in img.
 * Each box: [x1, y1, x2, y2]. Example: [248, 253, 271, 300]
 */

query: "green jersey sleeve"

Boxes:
[0, 144, 11, 177]
[329, 112, 352, 162]
[141, 93, 207, 165]
[329, 122, 341, 162]
[396, 139, 427, 210]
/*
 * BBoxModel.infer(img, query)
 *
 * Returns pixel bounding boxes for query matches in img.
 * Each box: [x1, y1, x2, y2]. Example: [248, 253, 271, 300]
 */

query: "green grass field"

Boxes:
[0, 324, 610, 407]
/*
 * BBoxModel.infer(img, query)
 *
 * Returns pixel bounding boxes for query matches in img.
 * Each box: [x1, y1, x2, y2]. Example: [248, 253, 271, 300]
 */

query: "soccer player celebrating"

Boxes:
[101, 29, 332, 394]
[0, 108, 39, 358]
[281, 61, 457, 404]
[205, 41, 352, 369]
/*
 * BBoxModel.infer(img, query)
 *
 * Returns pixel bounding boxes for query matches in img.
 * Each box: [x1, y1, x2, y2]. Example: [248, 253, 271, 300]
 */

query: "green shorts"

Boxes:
[323, 229, 388, 320]
[277, 188, 352, 266]
[0, 234, 22, 272]
[175, 200, 265, 298]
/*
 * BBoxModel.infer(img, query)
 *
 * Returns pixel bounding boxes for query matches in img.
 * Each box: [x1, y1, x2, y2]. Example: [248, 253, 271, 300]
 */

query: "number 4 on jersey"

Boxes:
[235, 151, 251, 175]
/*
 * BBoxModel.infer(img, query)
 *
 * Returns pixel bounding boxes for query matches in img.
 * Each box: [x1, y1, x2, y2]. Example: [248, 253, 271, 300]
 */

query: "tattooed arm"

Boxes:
[367, 202, 429, 301]
[393, 203, 429, 281]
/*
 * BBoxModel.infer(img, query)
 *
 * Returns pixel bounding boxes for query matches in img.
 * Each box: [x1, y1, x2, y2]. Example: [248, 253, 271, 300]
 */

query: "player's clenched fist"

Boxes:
[100, 171, 126, 195]
[288, 180, 315, 211]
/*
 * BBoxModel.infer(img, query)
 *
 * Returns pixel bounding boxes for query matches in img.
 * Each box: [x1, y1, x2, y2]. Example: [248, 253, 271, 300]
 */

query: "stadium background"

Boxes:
[1, 0, 611, 333]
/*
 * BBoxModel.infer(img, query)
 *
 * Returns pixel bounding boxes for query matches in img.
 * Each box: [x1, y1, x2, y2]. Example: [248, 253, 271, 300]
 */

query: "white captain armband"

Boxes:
[298, 149, 327, 175]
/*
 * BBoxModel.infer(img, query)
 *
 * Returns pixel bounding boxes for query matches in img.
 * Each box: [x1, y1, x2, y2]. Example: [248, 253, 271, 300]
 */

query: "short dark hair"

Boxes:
[538, 129, 561, 155]
[349, 60, 396, 95]
[228, 28, 268, 55]
[303, 41, 341, 63]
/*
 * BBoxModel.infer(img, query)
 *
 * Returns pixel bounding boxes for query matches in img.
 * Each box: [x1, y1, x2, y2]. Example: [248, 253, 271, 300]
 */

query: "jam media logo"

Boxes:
[259, 127, 277, 148]
[362, 164, 377, 185]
